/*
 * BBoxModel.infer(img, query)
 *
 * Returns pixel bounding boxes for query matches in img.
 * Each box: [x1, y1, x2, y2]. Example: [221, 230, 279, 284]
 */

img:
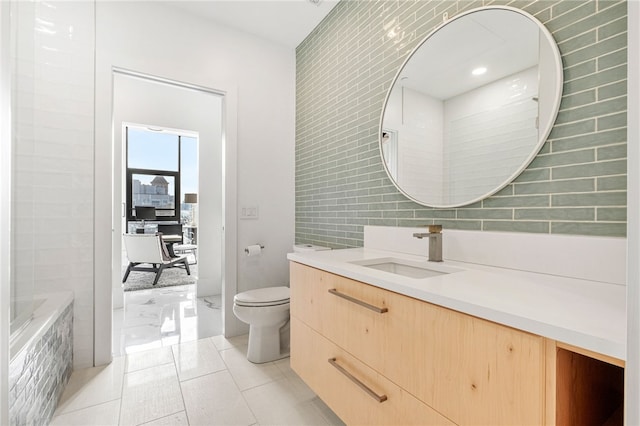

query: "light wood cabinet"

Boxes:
[547, 342, 624, 426]
[291, 317, 455, 426]
[290, 262, 545, 425]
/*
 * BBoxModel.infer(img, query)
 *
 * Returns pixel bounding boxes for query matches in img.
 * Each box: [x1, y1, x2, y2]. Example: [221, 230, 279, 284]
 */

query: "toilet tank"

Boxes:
[293, 244, 331, 253]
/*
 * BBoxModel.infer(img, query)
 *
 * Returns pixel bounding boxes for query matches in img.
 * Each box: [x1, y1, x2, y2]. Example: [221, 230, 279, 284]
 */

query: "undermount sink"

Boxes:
[350, 257, 462, 279]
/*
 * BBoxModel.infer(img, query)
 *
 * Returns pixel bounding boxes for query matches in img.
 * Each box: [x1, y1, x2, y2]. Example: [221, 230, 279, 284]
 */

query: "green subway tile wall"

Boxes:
[295, 0, 627, 248]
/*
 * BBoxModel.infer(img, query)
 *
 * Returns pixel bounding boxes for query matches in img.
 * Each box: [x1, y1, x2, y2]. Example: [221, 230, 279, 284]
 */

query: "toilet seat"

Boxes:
[234, 286, 290, 307]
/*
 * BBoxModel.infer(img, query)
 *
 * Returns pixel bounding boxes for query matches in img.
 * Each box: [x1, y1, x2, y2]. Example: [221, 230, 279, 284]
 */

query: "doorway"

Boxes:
[110, 71, 227, 356]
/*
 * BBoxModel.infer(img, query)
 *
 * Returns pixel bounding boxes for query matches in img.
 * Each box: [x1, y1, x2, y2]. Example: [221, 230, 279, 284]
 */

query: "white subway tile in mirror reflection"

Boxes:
[51, 334, 343, 426]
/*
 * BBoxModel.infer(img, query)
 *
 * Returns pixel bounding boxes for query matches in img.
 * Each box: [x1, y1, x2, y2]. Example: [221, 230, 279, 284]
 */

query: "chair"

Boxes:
[157, 223, 183, 256]
[157, 223, 183, 243]
[174, 243, 197, 264]
[122, 233, 191, 286]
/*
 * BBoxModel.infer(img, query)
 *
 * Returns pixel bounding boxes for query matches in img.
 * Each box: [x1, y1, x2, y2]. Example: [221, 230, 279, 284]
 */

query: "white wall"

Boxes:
[94, 2, 296, 363]
[384, 87, 444, 203]
[444, 67, 539, 205]
[384, 68, 539, 207]
[112, 74, 223, 307]
[0, 2, 11, 423]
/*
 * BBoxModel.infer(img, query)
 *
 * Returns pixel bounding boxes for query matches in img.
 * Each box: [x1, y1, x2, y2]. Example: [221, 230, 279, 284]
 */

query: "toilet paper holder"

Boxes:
[244, 244, 265, 254]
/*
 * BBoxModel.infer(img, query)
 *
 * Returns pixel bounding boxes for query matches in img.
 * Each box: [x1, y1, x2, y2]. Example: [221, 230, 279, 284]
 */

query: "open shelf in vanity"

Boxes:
[553, 344, 624, 426]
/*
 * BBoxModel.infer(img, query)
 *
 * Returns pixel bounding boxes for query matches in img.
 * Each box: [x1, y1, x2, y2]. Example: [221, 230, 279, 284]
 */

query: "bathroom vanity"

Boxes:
[289, 4, 625, 422]
[288, 245, 625, 425]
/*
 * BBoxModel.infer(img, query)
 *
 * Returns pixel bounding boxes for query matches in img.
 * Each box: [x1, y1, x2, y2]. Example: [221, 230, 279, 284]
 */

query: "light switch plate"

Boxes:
[240, 205, 259, 219]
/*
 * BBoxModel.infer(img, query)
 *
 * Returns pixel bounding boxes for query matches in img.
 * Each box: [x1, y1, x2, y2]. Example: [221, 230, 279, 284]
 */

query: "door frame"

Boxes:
[94, 67, 237, 365]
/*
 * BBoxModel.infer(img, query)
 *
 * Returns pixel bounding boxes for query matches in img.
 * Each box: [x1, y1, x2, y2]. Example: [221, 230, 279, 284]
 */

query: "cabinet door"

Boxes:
[290, 262, 545, 425]
[290, 260, 388, 367]
[291, 317, 455, 426]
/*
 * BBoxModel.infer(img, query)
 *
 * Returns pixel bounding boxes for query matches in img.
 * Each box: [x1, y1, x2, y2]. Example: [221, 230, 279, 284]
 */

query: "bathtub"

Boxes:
[9, 291, 74, 426]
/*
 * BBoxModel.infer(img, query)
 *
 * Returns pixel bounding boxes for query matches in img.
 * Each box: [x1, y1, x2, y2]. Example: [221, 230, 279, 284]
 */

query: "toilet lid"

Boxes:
[234, 286, 290, 307]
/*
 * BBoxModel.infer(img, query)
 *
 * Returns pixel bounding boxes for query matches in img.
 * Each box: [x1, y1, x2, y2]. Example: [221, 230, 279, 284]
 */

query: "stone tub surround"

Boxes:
[287, 247, 626, 361]
[9, 292, 73, 426]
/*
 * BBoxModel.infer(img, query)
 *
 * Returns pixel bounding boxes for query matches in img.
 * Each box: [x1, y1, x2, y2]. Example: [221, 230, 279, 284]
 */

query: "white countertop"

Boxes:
[287, 247, 626, 361]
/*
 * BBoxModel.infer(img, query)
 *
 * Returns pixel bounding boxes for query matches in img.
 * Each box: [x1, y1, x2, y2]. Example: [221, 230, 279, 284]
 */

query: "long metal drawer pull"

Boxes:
[328, 289, 388, 313]
[328, 358, 388, 403]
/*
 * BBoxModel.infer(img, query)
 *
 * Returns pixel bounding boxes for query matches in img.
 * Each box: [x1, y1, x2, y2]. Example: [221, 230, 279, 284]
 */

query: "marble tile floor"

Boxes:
[50, 334, 344, 426]
[113, 284, 223, 357]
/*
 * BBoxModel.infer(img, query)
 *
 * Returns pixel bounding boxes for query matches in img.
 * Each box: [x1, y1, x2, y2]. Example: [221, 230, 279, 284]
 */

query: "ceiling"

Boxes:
[165, 0, 340, 49]
[399, 8, 540, 100]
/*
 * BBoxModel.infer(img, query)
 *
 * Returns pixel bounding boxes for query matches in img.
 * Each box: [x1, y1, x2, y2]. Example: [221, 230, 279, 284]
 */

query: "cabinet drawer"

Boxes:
[291, 317, 454, 426]
[290, 260, 391, 370]
[290, 262, 545, 425]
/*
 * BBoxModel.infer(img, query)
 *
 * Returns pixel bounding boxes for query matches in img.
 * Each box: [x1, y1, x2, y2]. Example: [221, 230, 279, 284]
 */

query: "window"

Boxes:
[126, 126, 197, 223]
[180, 135, 198, 224]
[128, 172, 177, 217]
[128, 127, 179, 171]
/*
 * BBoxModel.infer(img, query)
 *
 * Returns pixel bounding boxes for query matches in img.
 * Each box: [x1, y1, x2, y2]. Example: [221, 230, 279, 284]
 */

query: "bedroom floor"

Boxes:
[113, 284, 222, 356]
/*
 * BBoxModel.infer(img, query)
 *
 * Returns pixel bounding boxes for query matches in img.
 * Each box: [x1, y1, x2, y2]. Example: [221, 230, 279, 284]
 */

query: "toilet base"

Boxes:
[246, 321, 290, 364]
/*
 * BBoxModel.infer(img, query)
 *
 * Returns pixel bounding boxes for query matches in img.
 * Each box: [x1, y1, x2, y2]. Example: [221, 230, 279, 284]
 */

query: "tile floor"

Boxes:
[54, 279, 342, 425]
[50, 334, 344, 425]
[112, 284, 223, 356]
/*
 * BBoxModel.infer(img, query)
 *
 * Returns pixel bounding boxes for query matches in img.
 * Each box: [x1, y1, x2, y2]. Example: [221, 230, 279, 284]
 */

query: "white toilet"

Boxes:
[233, 244, 330, 363]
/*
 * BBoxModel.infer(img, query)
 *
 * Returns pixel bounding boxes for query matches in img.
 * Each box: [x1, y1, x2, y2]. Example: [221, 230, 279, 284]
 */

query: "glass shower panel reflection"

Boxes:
[9, 0, 36, 337]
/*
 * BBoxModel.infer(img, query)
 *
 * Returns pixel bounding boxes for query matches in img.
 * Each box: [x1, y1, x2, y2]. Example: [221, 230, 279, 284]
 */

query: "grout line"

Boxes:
[52, 397, 122, 419]
[175, 348, 192, 426]
[138, 410, 188, 426]
[117, 357, 126, 425]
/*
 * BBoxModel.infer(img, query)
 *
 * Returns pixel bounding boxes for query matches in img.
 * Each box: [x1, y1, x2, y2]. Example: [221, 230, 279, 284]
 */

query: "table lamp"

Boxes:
[184, 193, 198, 226]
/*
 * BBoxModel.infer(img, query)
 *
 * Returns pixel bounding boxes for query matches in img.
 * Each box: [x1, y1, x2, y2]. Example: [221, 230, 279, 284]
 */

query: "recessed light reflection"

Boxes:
[472, 67, 487, 76]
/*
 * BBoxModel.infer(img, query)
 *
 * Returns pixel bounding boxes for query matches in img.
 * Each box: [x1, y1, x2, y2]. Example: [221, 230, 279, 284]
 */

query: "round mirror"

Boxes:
[380, 6, 563, 208]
